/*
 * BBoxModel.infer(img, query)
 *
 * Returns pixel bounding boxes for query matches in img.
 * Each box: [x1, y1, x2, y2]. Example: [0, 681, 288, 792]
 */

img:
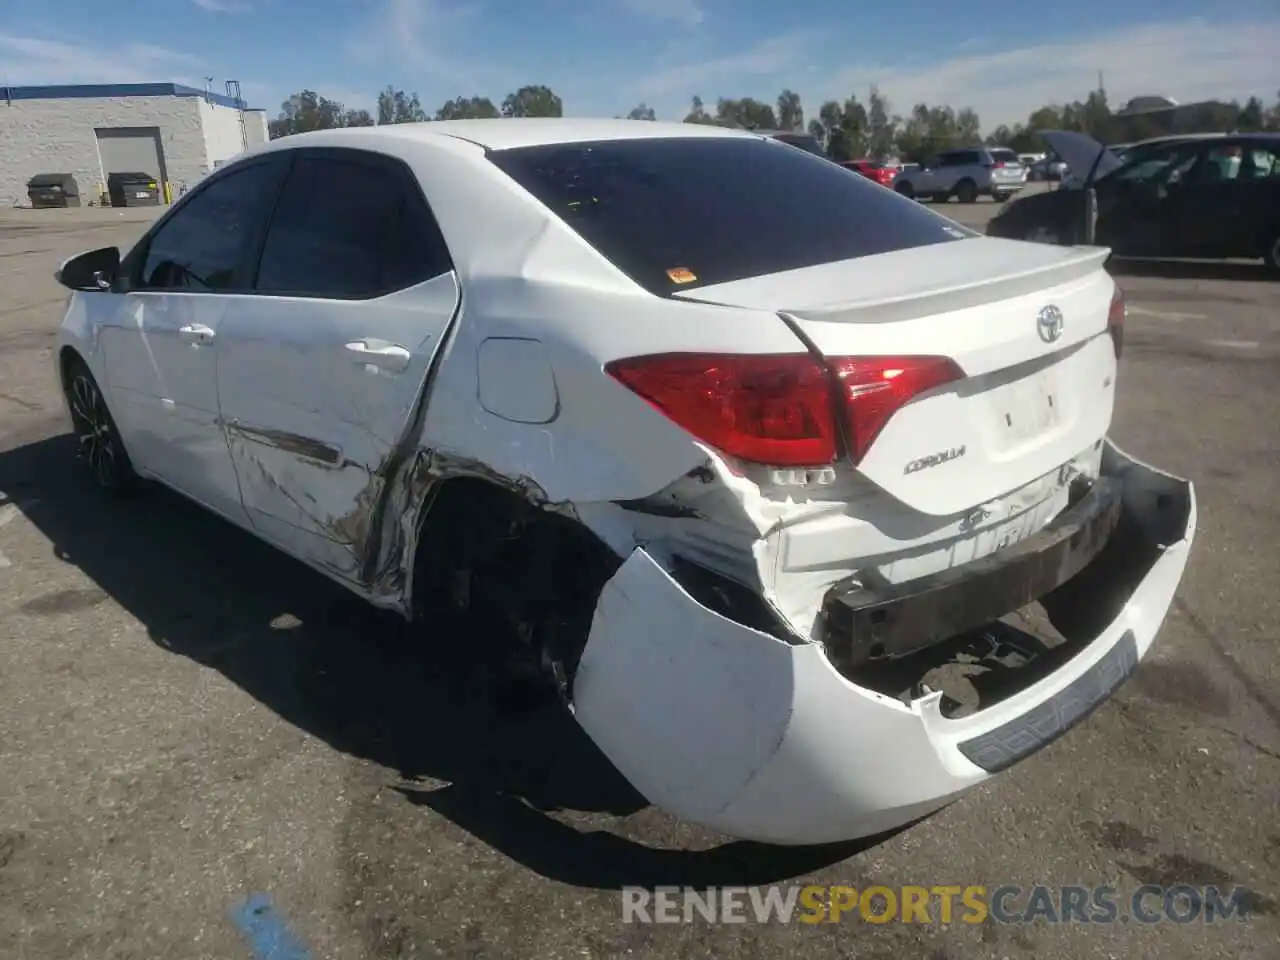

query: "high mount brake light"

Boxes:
[1108, 285, 1126, 358]
[605, 353, 964, 468]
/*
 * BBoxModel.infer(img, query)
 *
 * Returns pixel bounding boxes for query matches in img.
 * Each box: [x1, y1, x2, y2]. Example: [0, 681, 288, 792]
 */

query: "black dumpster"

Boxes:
[27, 173, 81, 208]
[106, 172, 161, 207]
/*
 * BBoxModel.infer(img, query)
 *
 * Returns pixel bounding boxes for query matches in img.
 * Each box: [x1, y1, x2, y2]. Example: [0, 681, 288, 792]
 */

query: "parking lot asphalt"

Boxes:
[2, 197, 1279, 960]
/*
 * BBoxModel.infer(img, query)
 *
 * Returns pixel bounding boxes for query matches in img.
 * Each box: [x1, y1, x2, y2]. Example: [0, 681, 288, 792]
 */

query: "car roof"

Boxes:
[1117, 132, 1280, 151]
[264, 118, 763, 152]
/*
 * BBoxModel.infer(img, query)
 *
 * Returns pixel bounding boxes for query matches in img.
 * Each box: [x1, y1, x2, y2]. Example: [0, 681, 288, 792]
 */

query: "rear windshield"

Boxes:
[488, 137, 975, 296]
[990, 149, 1020, 164]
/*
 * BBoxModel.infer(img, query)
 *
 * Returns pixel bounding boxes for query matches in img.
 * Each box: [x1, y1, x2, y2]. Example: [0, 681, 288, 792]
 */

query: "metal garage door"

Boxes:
[95, 126, 168, 183]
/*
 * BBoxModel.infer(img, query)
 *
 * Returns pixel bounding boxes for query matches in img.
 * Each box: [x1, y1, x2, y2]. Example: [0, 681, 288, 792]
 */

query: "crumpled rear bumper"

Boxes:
[570, 439, 1196, 845]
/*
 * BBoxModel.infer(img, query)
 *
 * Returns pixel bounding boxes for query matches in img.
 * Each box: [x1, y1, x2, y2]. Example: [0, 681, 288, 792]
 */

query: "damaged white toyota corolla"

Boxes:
[53, 119, 1195, 846]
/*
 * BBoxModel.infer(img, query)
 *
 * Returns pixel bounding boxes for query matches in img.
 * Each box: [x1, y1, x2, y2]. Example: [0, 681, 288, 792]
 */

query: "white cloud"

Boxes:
[633, 31, 815, 99]
[820, 18, 1280, 129]
[190, 0, 252, 11]
[618, 0, 704, 27]
[349, 0, 490, 91]
[0, 34, 201, 85]
[616, 17, 1280, 129]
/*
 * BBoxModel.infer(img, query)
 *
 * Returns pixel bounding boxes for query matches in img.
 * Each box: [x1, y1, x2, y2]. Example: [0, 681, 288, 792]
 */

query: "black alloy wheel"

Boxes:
[65, 359, 135, 491]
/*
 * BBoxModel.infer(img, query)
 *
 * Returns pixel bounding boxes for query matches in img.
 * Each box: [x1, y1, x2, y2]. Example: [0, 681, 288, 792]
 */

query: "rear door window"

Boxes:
[253, 151, 453, 299]
[488, 136, 974, 296]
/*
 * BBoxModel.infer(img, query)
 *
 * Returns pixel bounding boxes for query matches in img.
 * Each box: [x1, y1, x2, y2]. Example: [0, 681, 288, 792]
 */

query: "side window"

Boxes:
[253, 154, 452, 299]
[1190, 145, 1244, 183]
[935, 152, 958, 167]
[1244, 147, 1279, 179]
[135, 162, 281, 291]
[1115, 144, 1197, 184]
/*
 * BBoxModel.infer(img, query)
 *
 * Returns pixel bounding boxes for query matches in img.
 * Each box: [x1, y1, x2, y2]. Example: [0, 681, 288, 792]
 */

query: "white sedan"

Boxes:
[53, 119, 1195, 846]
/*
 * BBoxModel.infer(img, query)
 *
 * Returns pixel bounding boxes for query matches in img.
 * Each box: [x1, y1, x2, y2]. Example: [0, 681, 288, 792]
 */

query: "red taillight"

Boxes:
[605, 353, 839, 466]
[1108, 285, 1126, 358]
[606, 352, 964, 468]
[827, 356, 965, 463]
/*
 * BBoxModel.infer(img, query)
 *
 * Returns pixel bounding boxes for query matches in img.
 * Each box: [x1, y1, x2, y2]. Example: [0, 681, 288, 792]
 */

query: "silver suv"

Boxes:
[893, 146, 1026, 203]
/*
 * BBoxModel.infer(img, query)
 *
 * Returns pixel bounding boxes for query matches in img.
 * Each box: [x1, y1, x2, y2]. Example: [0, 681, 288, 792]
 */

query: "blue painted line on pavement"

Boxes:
[229, 893, 314, 960]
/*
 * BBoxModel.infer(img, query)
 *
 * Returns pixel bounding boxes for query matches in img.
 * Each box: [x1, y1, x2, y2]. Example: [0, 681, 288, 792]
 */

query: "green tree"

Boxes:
[807, 97, 866, 161]
[1236, 96, 1265, 131]
[866, 87, 896, 159]
[955, 106, 982, 145]
[985, 124, 1014, 147]
[1078, 86, 1113, 141]
[683, 95, 717, 124]
[434, 96, 500, 120]
[268, 90, 360, 138]
[714, 97, 778, 129]
[377, 87, 427, 124]
[626, 103, 657, 120]
[502, 85, 563, 118]
[776, 89, 804, 131]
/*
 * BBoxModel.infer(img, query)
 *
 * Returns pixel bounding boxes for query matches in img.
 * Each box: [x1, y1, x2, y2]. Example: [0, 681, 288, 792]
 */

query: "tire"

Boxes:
[63, 356, 136, 492]
[895, 180, 915, 200]
[954, 179, 978, 203]
[1264, 228, 1280, 278]
[992, 191, 1011, 203]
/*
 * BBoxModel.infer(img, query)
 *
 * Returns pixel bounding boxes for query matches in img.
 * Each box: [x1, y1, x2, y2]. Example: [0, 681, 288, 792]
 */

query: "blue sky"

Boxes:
[2, 0, 1278, 131]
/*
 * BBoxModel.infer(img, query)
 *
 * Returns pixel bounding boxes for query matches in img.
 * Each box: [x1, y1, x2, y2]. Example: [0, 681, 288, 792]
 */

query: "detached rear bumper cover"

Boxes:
[571, 440, 1195, 845]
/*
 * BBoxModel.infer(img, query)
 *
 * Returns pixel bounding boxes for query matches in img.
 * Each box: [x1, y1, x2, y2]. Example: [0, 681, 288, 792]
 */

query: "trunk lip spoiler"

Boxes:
[672, 243, 1111, 325]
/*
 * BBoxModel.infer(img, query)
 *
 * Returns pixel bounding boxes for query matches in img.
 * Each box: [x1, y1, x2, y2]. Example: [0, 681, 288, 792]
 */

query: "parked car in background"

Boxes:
[52, 118, 1194, 846]
[1018, 152, 1045, 169]
[841, 158, 897, 187]
[1029, 155, 1069, 181]
[893, 146, 1025, 202]
[988, 129, 1280, 274]
[989, 147, 1029, 183]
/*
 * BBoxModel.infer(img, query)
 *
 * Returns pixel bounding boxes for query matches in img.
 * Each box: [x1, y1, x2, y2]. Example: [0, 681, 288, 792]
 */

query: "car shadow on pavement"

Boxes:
[1108, 258, 1271, 282]
[0, 434, 882, 889]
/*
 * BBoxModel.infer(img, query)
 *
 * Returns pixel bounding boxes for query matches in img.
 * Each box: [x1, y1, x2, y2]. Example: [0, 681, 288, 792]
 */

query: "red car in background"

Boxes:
[842, 159, 898, 187]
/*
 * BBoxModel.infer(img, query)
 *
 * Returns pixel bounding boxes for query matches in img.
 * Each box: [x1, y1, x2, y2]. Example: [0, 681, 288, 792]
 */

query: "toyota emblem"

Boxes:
[1037, 304, 1064, 343]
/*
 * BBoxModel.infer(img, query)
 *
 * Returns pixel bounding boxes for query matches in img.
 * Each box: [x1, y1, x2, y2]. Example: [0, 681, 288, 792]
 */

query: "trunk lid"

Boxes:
[674, 237, 1118, 516]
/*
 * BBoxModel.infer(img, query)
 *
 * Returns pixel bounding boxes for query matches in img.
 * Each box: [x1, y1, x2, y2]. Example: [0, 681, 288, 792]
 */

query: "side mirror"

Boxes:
[56, 246, 120, 292]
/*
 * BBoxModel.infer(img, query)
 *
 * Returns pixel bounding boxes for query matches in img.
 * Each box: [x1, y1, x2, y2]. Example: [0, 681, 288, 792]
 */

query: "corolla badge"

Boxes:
[1036, 304, 1065, 343]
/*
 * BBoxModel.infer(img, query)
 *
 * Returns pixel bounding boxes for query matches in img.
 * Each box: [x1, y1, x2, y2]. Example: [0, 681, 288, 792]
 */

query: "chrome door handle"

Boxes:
[178, 323, 215, 344]
[344, 340, 411, 373]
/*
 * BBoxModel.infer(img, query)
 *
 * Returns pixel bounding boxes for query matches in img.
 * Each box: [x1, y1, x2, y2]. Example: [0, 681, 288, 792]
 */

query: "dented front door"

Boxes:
[213, 148, 460, 582]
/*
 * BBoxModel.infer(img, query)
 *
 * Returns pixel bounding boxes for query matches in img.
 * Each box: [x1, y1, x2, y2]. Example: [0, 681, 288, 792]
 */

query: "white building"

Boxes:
[0, 82, 270, 207]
